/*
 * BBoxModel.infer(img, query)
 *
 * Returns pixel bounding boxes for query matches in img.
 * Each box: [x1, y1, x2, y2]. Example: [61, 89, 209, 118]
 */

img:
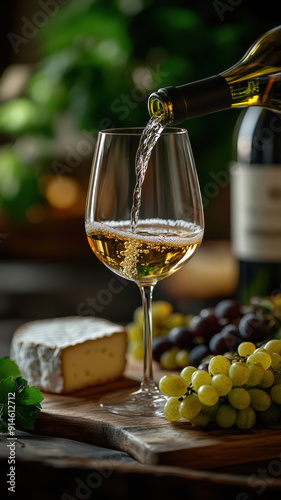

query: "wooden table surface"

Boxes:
[1, 321, 281, 499]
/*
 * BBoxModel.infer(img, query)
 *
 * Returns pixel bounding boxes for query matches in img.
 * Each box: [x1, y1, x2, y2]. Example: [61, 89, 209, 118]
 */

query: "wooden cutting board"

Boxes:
[34, 357, 281, 470]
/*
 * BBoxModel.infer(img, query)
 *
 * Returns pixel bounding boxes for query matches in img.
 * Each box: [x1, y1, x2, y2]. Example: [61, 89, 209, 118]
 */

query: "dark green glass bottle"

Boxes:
[148, 26, 281, 125]
[231, 107, 281, 302]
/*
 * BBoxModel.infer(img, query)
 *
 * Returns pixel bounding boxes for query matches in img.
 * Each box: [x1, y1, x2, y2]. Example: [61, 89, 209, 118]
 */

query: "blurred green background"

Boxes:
[0, 0, 279, 249]
[0, 0, 279, 327]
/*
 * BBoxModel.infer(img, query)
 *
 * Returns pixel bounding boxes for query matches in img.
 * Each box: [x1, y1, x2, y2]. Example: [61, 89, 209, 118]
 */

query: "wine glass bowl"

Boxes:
[85, 126, 204, 416]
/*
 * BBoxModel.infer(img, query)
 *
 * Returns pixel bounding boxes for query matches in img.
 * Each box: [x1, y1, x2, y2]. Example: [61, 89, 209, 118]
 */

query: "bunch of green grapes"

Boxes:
[126, 301, 187, 360]
[159, 339, 281, 429]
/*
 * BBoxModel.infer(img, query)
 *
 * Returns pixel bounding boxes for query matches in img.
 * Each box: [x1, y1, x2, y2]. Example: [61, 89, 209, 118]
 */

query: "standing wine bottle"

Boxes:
[148, 26, 281, 125]
[231, 107, 281, 302]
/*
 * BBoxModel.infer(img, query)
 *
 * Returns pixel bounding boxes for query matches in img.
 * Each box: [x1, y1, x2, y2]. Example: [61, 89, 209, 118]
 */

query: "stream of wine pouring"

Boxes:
[130, 116, 165, 232]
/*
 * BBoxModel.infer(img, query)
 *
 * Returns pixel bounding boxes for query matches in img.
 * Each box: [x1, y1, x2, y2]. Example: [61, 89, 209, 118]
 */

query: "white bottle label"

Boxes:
[231, 163, 281, 262]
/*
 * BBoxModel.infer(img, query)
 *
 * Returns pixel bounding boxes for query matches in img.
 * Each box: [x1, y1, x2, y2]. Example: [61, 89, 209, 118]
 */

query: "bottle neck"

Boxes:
[148, 75, 232, 125]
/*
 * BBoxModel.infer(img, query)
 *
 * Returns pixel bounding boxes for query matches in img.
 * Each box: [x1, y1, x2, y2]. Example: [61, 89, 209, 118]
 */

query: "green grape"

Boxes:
[201, 401, 221, 420]
[189, 412, 211, 427]
[152, 301, 173, 324]
[247, 363, 265, 386]
[191, 370, 212, 392]
[179, 394, 202, 420]
[133, 305, 145, 326]
[180, 365, 197, 383]
[258, 403, 281, 425]
[211, 374, 232, 397]
[163, 397, 182, 421]
[270, 352, 281, 372]
[175, 349, 190, 368]
[216, 404, 237, 428]
[209, 355, 231, 376]
[273, 372, 281, 385]
[258, 368, 275, 389]
[236, 407, 256, 429]
[247, 351, 272, 370]
[128, 340, 143, 359]
[133, 301, 173, 327]
[224, 352, 234, 360]
[159, 374, 188, 397]
[127, 322, 142, 342]
[254, 347, 269, 354]
[164, 312, 186, 331]
[197, 385, 219, 406]
[229, 362, 250, 386]
[270, 294, 281, 314]
[160, 347, 179, 370]
[248, 388, 271, 411]
[270, 384, 281, 404]
[264, 339, 281, 355]
[228, 388, 251, 410]
[185, 314, 194, 326]
[238, 342, 256, 357]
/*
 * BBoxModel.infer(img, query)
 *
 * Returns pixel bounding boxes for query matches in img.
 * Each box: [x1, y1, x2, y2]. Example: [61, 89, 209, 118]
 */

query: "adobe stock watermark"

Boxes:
[52, 63, 168, 181]
[250, 113, 281, 161]
[176, 166, 230, 226]
[52, 130, 98, 181]
[61, 453, 130, 500]
[6, 392, 17, 493]
[201, 168, 230, 209]
[110, 64, 168, 121]
[76, 277, 128, 316]
[61, 466, 112, 500]
[213, 0, 244, 22]
[236, 451, 281, 499]
[7, 0, 70, 54]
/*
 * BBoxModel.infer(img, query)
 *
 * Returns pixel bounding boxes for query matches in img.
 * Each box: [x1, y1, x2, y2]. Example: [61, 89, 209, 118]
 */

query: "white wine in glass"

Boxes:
[85, 126, 204, 417]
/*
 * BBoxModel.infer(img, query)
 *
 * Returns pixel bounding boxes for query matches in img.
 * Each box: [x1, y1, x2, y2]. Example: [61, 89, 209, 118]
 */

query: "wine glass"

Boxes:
[85, 126, 204, 417]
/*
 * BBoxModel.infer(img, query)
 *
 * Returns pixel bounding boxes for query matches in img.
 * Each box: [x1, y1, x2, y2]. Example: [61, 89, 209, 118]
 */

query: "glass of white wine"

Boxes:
[85, 126, 204, 417]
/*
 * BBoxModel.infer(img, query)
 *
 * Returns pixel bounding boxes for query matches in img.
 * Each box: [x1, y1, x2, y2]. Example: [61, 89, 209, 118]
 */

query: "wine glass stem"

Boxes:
[139, 284, 155, 390]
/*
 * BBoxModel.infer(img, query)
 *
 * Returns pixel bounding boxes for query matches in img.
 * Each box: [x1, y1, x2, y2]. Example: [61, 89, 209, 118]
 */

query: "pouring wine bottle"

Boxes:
[148, 26, 281, 125]
[231, 107, 281, 303]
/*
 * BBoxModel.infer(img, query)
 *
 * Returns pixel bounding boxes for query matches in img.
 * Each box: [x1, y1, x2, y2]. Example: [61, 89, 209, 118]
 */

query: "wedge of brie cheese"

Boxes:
[11, 316, 127, 394]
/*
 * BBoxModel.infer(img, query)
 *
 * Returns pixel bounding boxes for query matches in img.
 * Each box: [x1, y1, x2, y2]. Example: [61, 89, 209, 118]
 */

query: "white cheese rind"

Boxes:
[11, 316, 127, 394]
[12, 316, 125, 348]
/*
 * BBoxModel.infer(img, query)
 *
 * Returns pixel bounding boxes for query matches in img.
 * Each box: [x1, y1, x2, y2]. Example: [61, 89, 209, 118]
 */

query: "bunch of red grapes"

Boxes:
[152, 299, 278, 370]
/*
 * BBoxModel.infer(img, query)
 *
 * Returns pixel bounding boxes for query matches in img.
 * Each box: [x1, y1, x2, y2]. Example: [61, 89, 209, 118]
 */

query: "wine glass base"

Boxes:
[99, 385, 167, 417]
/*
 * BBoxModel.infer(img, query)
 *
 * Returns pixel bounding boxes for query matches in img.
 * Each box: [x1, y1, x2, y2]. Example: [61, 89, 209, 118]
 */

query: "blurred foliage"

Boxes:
[0, 0, 278, 225]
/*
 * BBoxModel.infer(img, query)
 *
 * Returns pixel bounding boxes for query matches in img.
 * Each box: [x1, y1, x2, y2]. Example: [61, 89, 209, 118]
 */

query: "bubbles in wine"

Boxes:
[86, 219, 203, 284]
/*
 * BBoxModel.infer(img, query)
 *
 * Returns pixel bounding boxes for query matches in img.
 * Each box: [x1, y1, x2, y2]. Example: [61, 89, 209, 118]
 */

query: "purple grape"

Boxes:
[188, 344, 211, 368]
[218, 317, 230, 328]
[209, 323, 242, 355]
[209, 332, 231, 355]
[189, 315, 220, 342]
[214, 299, 242, 321]
[238, 313, 268, 342]
[197, 360, 209, 372]
[168, 326, 194, 350]
[241, 305, 255, 316]
[200, 308, 221, 332]
[152, 337, 175, 362]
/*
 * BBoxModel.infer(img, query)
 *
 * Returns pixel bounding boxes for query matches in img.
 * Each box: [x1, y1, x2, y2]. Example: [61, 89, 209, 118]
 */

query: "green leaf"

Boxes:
[0, 418, 8, 433]
[0, 377, 17, 428]
[15, 377, 44, 407]
[0, 377, 17, 410]
[15, 404, 42, 431]
[0, 358, 21, 380]
[0, 358, 44, 432]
